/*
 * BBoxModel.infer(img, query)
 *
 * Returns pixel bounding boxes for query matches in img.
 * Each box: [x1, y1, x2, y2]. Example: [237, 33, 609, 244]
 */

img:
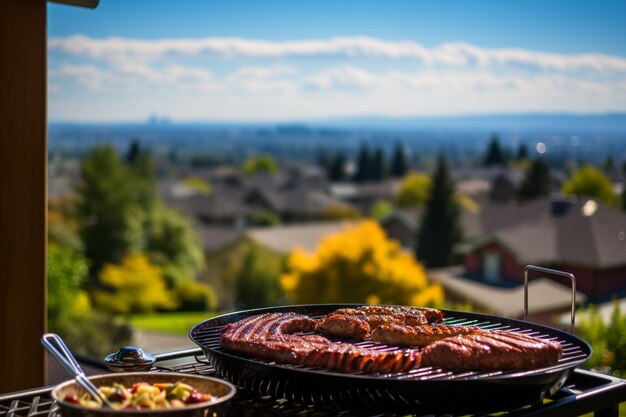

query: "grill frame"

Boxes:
[190, 304, 592, 414]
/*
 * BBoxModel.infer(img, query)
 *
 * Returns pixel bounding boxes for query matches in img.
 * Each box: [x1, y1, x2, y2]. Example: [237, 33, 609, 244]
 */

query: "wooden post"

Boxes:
[0, 0, 47, 392]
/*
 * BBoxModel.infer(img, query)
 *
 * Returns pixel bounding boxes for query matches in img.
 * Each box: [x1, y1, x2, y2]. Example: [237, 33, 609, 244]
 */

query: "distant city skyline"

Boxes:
[48, 0, 626, 122]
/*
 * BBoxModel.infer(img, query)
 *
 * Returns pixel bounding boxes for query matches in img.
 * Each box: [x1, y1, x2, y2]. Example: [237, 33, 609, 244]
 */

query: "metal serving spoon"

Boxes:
[42, 333, 113, 408]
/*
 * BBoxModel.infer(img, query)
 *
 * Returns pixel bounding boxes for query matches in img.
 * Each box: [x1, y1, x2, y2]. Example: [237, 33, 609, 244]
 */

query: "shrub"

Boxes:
[94, 253, 179, 314]
[281, 221, 443, 306]
[175, 282, 218, 311]
[577, 301, 626, 376]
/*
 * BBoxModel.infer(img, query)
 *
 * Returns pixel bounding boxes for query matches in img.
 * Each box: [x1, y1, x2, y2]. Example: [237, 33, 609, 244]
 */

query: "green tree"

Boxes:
[243, 155, 279, 176]
[129, 147, 157, 208]
[369, 199, 394, 220]
[603, 154, 615, 173]
[372, 147, 386, 181]
[48, 243, 89, 325]
[390, 143, 408, 178]
[577, 302, 626, 375]
[395, 172, 432, 208]
[353, 144, 372, 183]
[125, 139, 141, 164]
[518, 158, 551, 201]
[182, 176, 213, 195]
[235, 241, 284, 308]
[516, 143, 529, 161]
[142, 204, 205, 286]
[483, 135, 507, 166]
[416, 155, 463, 267]
[48, 242, 132, 358]
[75, 145, 142, 277]
[327, 153, 347, 181]
[562, 165, 618, 206]
[251, 210, 281, 227]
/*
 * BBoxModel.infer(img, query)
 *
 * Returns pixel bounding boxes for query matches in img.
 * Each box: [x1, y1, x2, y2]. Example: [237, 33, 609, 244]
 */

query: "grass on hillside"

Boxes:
[128, 311, 218, 335]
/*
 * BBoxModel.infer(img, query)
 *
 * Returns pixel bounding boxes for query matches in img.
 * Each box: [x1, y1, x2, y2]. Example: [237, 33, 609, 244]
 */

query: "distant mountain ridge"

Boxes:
[49, 112, 626, 132]
[307, 112, 626, 131]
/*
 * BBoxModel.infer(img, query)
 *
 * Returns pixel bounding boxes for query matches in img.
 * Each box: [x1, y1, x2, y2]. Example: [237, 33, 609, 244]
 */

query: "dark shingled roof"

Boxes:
[461, 196, 626, 269]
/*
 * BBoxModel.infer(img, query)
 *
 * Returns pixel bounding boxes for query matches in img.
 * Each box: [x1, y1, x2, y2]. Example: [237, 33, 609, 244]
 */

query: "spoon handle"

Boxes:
[42, 333, 112, 408]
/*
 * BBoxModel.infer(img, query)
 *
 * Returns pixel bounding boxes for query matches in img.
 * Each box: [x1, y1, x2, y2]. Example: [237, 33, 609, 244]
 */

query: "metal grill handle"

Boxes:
[524, 265, 576, 333]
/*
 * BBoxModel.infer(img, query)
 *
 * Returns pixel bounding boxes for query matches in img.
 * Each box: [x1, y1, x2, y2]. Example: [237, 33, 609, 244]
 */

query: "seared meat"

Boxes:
[315, 305, 444, 340]
[302, 343, 421, 373]
[221, 312, 421, 373]
[314, 313, 371, 340]
[421, 330, 563, 370]
[335, 305, 444, 323]
[371, 323, 483, 347]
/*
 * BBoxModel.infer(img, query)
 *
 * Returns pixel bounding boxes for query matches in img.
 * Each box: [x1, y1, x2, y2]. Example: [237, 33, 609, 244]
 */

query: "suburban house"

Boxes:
[161, 171, 357, 226]
[458, 196, 626, 302]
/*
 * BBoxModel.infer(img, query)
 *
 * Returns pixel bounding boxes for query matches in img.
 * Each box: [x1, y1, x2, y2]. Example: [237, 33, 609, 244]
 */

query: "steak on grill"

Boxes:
[221, 312, 421, 373]
[334, 305, 444, 323]
[371, 323, 483, 347]
[316, 305, 444, 340]
[421, 330, 564, 370]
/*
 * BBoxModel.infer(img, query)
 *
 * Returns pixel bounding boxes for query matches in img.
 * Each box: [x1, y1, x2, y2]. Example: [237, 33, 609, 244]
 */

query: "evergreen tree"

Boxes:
[372, 147, 386, 181]
[604, 154, 615, 173]
[416, 155, 462, 267]
[130, 148, 156, 208]
[390, 142, 408, 178]
[76, 145, 141, 278]
[126, 139, 141, 164]
[518, 158, 551, 201]
[484, 135, 507, 166]
[327, 153, 347, 182]
[516, 143, 529, 161]
[353, 144, 372, 183]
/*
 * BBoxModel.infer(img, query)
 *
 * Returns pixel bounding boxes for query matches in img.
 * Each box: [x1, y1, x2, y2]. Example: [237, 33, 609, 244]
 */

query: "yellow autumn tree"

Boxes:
[281, 221, 443, 307]
[94, 253, 179, 314]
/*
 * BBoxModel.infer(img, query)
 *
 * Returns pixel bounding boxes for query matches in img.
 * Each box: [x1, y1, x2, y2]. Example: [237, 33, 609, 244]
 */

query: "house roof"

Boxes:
[461, 196, 626, 269]
[430, 267, 587, 318]
[247, 221, 353, 253]
[196, 225, 245, 253]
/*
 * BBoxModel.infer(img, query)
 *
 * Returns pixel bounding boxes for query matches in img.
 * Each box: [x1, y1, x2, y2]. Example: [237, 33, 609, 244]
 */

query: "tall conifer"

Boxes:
[390, 143, 408, 177]
[416, 155, 462, 267]
[518, 158, 551, 201]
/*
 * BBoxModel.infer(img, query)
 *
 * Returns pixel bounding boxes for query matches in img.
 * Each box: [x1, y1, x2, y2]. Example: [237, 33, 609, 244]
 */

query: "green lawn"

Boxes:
[128, 311, 218, 335]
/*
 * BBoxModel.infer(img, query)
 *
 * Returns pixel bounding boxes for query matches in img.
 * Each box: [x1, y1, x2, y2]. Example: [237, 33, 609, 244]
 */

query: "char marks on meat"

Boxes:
[421, 330, 563, 370]
[314, 313, 370, 340]
[221, 312, 421, 373]
[316, 305, 444, 340]
[335, 305, 444, 323]
[371, 323, 483, 347]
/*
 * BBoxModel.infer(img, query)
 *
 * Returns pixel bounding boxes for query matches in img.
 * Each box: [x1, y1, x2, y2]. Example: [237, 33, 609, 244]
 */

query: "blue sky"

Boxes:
[48, 0, 626, 122]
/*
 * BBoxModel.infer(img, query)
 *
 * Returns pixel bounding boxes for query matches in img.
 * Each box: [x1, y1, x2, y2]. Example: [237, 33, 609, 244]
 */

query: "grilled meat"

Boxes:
[371, 323, 483, 347]
[421, 330, 563, 370]
[314, 313, 371, 340]
[221, 312, 421, 373]
[302, 343, 420, 373]
[315, 305, 444, 340]
[335, 305, 444, 323]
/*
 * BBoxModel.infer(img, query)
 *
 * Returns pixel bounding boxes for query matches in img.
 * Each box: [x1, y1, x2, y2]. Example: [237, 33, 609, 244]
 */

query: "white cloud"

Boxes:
[49, 35, 626, 75]
[47, 35, 626, 121]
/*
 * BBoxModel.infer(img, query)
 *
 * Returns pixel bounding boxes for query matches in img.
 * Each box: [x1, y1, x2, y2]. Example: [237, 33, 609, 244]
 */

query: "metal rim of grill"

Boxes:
[189, 304, 592, 414]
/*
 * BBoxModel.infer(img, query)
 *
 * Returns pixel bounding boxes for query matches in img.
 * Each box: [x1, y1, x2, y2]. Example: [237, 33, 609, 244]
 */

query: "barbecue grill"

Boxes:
[1, 353, 625, 417]
[2, 265, 625, 416]
[190, 304, 592, 415]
